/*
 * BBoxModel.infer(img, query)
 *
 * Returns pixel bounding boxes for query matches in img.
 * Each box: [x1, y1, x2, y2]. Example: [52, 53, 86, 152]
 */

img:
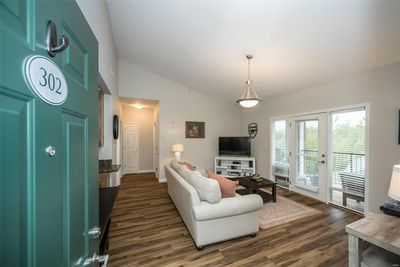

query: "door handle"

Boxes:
[84, 253, 109, 266]
[319, 160, 326, 164]
[46, 21, 69, 57]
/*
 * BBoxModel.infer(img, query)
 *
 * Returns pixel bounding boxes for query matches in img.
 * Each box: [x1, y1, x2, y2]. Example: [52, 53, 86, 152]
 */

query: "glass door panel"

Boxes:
[271, 120, 290, 188]
[296, 120, 319, 191]
[290, 114, 327, 201]
[328, 109, 366, 213]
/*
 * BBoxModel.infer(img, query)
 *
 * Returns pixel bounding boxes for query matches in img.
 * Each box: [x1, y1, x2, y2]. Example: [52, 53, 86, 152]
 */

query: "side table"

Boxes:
[345, 212, 400, 266]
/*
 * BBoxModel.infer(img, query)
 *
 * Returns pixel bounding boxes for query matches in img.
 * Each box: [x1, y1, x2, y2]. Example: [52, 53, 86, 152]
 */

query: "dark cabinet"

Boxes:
[99, 187, 119, 254]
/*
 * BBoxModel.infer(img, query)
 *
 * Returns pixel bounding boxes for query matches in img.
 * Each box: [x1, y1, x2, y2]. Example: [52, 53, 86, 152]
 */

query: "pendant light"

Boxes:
[236, 55, 261, 108]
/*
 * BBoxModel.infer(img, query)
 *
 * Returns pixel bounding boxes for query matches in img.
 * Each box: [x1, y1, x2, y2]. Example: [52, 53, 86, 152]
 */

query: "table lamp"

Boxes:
[388, 165, 400, 205]
[381, 165, 400, 217]
[171, 143, 184, 162]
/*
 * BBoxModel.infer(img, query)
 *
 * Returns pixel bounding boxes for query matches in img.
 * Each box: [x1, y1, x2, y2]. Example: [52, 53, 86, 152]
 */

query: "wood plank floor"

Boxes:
[108, 173, 362, 267]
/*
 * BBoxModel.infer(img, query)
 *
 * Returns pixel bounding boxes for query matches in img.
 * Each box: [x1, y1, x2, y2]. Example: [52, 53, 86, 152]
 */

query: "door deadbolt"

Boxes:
[46, 146, 56, 157]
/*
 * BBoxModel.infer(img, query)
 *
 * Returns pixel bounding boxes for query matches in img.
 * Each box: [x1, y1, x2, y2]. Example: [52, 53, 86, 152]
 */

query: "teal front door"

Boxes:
[0, 0, 99, 266]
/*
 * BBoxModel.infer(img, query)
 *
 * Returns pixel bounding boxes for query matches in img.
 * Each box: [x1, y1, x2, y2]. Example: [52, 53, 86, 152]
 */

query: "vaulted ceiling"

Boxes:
[107, 0, 400, 103]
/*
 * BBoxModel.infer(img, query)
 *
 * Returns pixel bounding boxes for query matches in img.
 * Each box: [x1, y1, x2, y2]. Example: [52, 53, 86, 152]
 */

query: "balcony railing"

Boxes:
[300, 149, 365, 190]
[331, 151, 365, 191]
[274, 150, 365, 191]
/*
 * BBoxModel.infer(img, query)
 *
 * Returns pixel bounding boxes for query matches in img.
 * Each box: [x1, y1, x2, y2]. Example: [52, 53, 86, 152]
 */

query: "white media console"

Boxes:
[214, 156, 256, 178]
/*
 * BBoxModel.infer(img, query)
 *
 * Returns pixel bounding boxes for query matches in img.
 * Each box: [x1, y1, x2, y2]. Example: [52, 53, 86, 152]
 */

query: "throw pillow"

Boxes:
[170, 159, 181, 172]
[170, 159, 191, 181]
[187, 171, 221, 203]
[207, 171, 239, 198]
[180, 161, 196, 171]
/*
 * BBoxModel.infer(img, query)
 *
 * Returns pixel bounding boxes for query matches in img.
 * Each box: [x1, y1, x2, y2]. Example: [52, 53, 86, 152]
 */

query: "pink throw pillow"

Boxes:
[207, 172, 239, 198]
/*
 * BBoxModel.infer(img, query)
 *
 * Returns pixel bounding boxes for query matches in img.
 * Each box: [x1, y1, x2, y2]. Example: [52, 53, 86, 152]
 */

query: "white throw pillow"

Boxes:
[178, 166, 192, 181]
[170, 159, 191, 181]
[188, 171, 221, 203]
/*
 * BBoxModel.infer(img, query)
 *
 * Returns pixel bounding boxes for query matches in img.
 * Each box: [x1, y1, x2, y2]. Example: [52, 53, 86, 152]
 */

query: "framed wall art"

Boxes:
[185, 121, 205, 138]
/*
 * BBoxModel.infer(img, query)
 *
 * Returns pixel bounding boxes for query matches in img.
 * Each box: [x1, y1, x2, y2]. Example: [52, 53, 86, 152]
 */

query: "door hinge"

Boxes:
[289, 152, 292, 156]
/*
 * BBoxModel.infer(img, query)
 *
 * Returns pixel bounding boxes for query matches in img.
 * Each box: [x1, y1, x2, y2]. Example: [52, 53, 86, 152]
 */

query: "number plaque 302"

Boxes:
[24, 55, 68, 106]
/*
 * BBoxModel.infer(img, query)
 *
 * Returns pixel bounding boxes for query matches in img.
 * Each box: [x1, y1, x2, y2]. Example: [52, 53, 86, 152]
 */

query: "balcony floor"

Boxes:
[331, 189, 364, 213]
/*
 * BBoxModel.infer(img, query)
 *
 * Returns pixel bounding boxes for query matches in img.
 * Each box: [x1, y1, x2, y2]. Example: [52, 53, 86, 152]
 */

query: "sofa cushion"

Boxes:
[171, 159, 191, 181]
[180, 161, 196, 171]
[178, 166, 192, 181]
[187, 171, 221, 203]
[170, 159, 182, 172]
[208, 172, 239, 198]
[192, 194, 263, 221]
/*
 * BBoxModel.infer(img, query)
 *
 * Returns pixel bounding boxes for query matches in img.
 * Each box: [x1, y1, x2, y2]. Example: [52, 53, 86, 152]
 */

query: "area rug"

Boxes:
[259, 192, 321, 229]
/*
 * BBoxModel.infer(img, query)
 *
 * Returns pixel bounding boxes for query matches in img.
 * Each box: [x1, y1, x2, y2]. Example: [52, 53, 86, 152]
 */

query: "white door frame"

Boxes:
[271, 103, 369, 213]
[289, 113, 328, 202]
[153, 122, 160, 178]
[270, 117, 290, 186]
[122, 122, 139, 175]
[326, 105, 369, 214]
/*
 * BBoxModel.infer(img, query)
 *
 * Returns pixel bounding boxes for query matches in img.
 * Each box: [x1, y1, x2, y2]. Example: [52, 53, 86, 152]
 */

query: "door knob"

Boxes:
[319, 160, 326, 164]
[88, 226, 101, 239]
[45, 146, 56, 157]
[84, 253, 109, 266]
[46, 21, 69, 57]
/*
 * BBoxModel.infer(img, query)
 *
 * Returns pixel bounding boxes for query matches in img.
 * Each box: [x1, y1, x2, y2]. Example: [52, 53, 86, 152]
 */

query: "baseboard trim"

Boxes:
[138, 169, 155, 174]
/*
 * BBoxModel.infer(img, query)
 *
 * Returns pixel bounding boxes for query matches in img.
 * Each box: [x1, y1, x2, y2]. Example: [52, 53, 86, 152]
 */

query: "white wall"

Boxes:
[240, 63, 400, 212]
[119, 60, 242, 182]
[76, 0, 121, 162]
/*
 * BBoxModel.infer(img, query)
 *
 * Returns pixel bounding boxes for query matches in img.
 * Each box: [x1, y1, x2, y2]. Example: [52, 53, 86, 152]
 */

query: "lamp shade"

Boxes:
[388, 165, 400, 201]
[171, 143, 184, 152]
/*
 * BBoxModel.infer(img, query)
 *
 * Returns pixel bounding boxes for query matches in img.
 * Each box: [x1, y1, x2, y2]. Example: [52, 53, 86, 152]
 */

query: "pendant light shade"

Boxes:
[236, 55, 261, 109]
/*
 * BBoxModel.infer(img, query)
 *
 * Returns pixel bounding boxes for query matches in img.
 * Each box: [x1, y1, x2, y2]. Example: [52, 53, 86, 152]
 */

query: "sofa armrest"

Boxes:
[192, 194, 263, 221]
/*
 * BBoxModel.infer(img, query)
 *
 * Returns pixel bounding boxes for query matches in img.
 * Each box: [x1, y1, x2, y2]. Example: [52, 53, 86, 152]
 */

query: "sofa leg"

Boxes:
[196, 245, 204, 251]
[250, 233, 257, 238]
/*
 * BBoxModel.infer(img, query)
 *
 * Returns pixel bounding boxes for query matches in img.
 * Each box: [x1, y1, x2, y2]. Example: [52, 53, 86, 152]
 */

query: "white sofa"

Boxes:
[165, 159, 263, 249]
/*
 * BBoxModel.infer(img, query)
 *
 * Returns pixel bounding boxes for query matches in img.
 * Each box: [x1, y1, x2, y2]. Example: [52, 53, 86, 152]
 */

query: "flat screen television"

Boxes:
[219, 137, 251, 156]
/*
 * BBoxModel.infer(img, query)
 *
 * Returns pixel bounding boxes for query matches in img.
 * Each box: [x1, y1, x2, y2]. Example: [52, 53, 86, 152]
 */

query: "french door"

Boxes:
[274, 107, 367, 212]
[289, 114, 327, 201]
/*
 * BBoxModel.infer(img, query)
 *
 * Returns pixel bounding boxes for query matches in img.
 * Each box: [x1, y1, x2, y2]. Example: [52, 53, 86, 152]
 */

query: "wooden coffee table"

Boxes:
[236, 176, 277, 203]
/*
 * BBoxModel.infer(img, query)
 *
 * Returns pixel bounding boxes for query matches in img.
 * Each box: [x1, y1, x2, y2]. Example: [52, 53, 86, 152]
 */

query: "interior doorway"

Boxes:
[123, 122, 139, 174]
[119, 98, 160, 176]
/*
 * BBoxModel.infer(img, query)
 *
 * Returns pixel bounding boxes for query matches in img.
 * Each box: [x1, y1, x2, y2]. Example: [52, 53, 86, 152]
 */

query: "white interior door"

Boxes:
[123, 123, 139, 174]
[290, 114, 327, 201]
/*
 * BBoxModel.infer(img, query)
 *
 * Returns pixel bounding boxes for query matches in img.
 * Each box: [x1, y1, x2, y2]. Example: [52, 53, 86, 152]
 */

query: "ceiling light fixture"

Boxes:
[236, 55, 261, 109]
[132, 104, 144, 109]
